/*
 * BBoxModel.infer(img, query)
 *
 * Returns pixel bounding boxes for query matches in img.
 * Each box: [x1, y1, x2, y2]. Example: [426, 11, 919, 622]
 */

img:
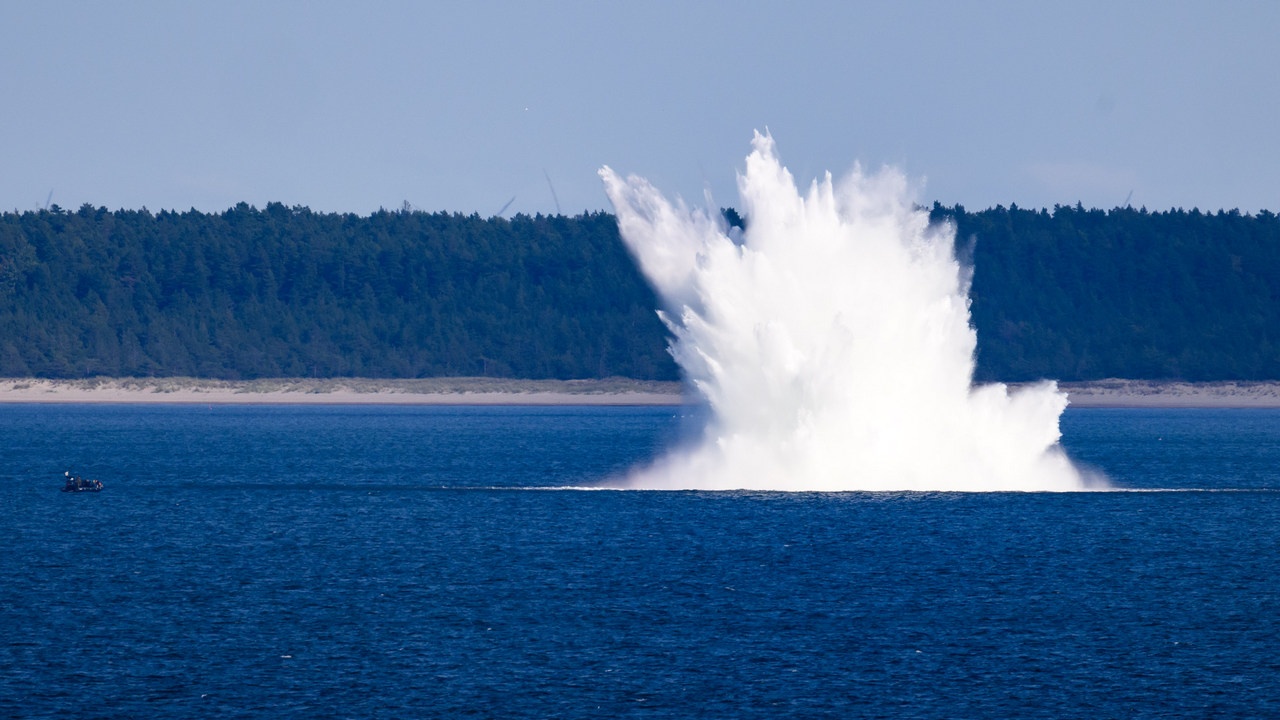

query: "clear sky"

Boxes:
[2, 1, 1277, 217]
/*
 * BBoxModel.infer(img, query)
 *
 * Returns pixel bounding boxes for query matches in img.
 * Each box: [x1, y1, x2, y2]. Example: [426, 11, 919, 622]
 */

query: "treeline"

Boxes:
[0, 203, 676, 379]
[937, 203, 1280, 381]
[0, 201, 1277, 381]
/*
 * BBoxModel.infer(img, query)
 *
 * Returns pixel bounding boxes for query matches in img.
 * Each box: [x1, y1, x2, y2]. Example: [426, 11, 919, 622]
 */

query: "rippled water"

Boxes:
[3, 405, 1279, 718]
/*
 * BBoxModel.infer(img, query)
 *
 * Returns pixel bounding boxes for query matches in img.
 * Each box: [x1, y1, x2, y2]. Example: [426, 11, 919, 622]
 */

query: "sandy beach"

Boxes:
[0, 377, 685, 406]
[1, 377, 1278, 408]
[1056, 379, 1280, 408]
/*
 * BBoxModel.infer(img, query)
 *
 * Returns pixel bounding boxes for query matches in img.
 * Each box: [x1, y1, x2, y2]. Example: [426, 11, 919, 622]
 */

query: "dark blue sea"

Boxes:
[3, 404, 1279, 718]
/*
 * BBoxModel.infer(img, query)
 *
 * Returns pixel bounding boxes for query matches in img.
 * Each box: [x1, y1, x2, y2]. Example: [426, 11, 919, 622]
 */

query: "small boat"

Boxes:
[61, 471, 103, 493]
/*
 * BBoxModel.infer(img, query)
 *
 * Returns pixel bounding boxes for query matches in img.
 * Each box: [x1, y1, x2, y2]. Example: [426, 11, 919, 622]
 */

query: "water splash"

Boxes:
[600, 132, 1097, 491]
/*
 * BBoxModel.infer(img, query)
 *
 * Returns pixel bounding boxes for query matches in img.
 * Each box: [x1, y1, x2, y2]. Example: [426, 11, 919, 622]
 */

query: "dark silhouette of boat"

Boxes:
[61, 471, 103, 493]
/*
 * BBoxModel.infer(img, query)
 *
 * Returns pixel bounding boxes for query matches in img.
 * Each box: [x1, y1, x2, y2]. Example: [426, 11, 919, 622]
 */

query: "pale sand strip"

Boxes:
[1058, 380, 1280, 408]
[2, 377, 1279, 408]
[0, 378, 684, 406]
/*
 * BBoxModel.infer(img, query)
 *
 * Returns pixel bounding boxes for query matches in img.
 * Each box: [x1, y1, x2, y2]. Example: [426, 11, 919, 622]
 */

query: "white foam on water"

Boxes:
[600, 132, 1101, 491]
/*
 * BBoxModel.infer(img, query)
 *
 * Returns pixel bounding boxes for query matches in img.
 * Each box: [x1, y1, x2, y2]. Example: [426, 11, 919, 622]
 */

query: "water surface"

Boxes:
[3, 405, 1278, 717]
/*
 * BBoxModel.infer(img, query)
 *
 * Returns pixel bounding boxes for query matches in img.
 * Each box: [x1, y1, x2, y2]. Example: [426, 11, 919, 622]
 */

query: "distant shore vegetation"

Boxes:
[1, 201, 1277, 382]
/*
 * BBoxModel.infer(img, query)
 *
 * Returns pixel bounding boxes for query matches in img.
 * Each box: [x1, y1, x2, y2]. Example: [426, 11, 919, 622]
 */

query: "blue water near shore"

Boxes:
[3, 404, 1279, 718]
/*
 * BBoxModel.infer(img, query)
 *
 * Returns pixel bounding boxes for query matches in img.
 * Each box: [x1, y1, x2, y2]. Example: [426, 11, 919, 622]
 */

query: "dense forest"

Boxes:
[0, 202, 1277, 381]
[0, 204, 674, 380]
[940, 203, 1280, 382]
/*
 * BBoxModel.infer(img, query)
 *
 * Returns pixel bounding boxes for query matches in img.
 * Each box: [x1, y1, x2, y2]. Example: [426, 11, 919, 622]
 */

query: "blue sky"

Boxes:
[2, 1, 1277, 216]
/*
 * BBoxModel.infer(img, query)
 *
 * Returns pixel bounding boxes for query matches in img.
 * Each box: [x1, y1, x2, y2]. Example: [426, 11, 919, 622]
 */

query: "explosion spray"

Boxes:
[601, 132, 1095, 491]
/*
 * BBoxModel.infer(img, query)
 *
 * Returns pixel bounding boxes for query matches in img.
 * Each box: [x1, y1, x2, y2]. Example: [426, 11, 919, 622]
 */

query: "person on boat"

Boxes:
[62, 470, 102, 491]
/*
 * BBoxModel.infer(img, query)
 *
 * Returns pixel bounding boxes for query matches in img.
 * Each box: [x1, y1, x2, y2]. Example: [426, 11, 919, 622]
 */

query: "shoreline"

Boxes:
[0, 377, 1278, 408]
[0, 377, 686, 406]
[1056, 380, 1280, 408]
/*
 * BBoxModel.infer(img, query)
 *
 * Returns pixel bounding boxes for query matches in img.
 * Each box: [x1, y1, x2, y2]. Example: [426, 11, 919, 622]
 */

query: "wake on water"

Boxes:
[601, 132, 1102, 492]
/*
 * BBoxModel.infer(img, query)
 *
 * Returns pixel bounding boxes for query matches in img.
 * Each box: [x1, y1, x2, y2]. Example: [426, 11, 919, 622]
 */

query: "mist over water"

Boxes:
[600, 133, 1096, 491]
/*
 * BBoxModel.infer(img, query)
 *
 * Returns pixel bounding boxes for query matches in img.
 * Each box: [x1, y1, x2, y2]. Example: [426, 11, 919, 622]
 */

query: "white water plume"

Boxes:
[600, 132, 1097, 491]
